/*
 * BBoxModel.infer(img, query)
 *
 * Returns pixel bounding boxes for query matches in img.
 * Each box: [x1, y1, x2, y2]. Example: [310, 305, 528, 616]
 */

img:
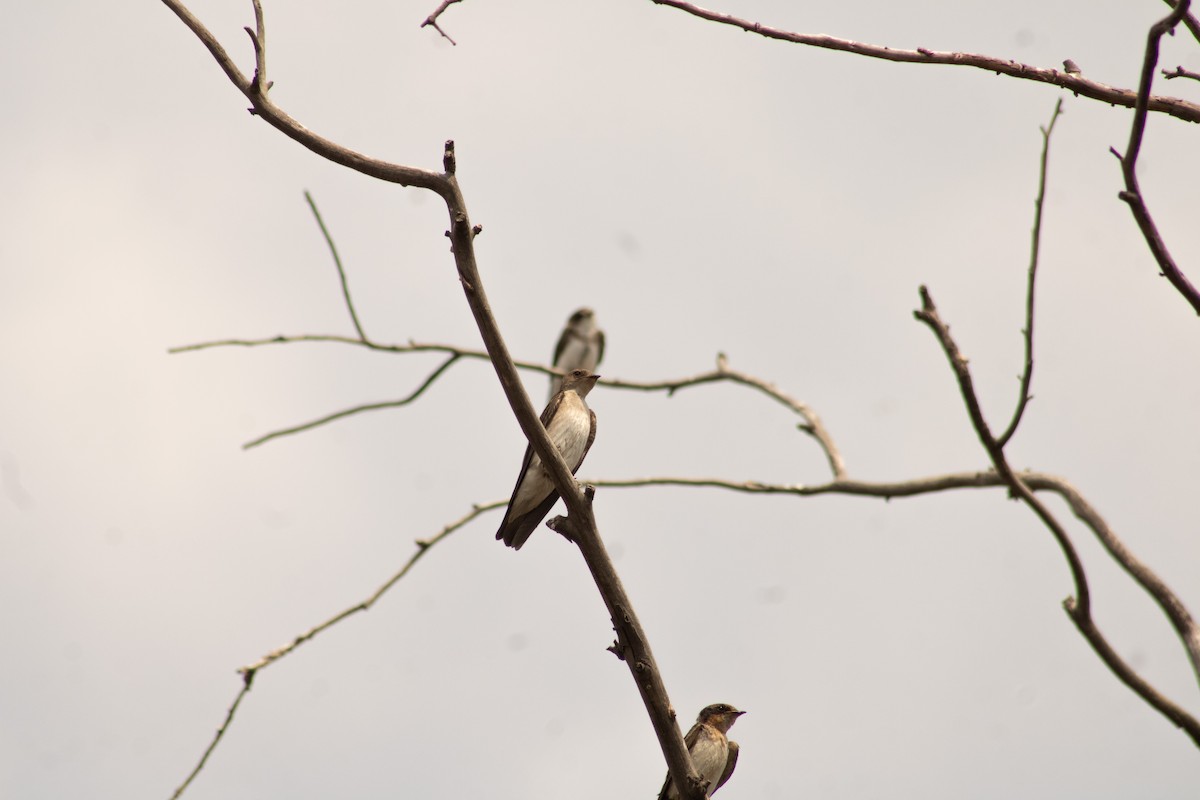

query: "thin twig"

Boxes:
[167, 501, 499, 798]
[1162, 65, 1200, 81]
[243, 0, 267, 97]
[1114, 0, 1200, 316]
[304, 191, 368, 342]
[997, 99, 1062, 449]
[169, 671, 255, 800]
[420, 0, 464, 45]
[241, 501, 500, 673]
[241, 354, 461, 449]
[648, 0, 1200, 124]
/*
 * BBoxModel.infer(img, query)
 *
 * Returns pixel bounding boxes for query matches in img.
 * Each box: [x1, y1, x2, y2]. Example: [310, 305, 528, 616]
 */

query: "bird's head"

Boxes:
[568, 307, 595, 325]
[697, 703, 745, 733]
[561, 367, 600, 398]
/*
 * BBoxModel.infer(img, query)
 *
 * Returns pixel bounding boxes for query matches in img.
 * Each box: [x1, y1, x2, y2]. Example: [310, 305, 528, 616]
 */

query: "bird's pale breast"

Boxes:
[690, 727, 729, 796]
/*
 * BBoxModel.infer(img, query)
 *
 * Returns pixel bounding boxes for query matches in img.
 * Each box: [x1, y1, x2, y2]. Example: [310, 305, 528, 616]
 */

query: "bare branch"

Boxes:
[1114, 0, 1200, 316]
[160, 0, 450, 196]
[304, 191, 368, 342]
[241, 353, 461, 449]
[420, 0, 464, 45]
[168, 500, 499, 797]
[648, 0, 1200, 125]
[997, 99, 1063, 449]
[915, 288, 1088, 599]
[241, 500, 500, 674]
[913, 287, 1200, 747]
[436, 141, 706, 800]
[1162, 65, 1200, 81]
[172, 330, 847, 478]
[1162, 0, 1200, 44]
[169, 670, 255, 800]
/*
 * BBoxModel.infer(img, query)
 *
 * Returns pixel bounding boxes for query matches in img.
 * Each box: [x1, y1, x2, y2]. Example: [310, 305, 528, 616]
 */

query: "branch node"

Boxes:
[443, 140, 457, 175]
[546, 514, 576, 543]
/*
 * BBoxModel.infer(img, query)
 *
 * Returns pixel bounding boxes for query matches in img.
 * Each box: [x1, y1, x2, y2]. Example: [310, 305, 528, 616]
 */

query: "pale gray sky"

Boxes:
[2, 1, 1199, 798]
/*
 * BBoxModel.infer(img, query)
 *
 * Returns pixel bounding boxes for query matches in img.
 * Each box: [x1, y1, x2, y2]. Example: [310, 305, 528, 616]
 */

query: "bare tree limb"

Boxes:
[648, 0, 1200, 124]
[171, 463, 1200, 798]
[914, 287, 1200, 747]
[172, 330, 847, 479]
[997, 99, 1062, 449]
[420, 0, 463, 45]
[1162, 0, 1200, 44]
[1113, 0, 1200, 316]
[160, 1, 449, 196]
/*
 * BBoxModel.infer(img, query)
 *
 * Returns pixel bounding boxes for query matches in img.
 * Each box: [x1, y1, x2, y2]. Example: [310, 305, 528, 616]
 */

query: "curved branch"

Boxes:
[160, 0, 450, 196]
[1113, 0, 1200, 316]
[914, 287, 1200, 746]
[241, 353, 461, 449]
[172, 333, 846, 477]
[649, 0, 1200, 125]
[1162, 0, 1200, 44]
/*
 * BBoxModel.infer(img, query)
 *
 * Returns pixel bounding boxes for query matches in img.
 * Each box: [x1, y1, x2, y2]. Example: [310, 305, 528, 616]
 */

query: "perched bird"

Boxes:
[496, 367, 600, 550]
[658, 704, 746, 800]
[548, 307, 605, 400]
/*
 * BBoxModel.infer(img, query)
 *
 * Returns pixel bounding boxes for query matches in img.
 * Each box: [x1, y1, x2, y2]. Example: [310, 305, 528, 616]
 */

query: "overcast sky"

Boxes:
[2, 1, 1199, 798]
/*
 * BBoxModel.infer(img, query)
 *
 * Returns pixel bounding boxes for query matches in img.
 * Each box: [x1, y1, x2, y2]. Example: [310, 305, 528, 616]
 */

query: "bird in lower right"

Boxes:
[658, 703, 745, 800]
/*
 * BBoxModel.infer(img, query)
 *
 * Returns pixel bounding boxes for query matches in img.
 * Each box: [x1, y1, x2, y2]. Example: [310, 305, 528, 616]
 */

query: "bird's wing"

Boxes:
[594, 329, 605, 367]
[682, 720, 702, 750]
[572, 409, 598, 473]
[715, 740, 739, 791]
[500, 489, 562, 550]
[552, 327, 573, 368]
[496, 393, 564, 544]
